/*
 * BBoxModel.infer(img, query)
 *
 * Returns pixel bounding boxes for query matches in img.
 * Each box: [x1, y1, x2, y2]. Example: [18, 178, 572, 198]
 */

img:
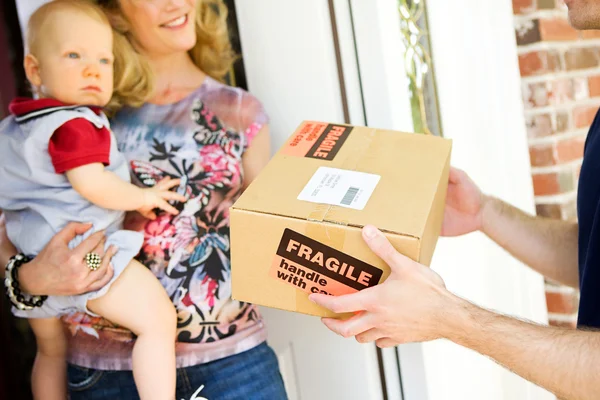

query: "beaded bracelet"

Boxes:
[4, 254, 47, 310]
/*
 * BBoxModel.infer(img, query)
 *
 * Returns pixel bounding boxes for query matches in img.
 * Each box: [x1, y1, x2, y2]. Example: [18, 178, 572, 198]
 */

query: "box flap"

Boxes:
[233, 121, 452, 238]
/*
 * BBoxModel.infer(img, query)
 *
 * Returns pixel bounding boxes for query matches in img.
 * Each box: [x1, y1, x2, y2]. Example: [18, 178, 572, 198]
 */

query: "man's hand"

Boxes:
[309, 225, 457, 347]
[14, 222, 117, 296]
[441, 167, 487, 237]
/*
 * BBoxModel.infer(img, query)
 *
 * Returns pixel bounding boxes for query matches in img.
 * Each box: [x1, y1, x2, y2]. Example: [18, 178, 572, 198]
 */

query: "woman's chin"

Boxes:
[163, 37, 198, 55]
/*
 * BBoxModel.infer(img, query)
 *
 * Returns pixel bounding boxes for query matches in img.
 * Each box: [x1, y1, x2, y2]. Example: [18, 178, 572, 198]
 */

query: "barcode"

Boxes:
[341, 187, 359, 205]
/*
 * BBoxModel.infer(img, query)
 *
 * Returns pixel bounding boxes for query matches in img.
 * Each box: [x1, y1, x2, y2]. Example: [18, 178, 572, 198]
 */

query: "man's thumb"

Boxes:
[362, 225, 411, 274]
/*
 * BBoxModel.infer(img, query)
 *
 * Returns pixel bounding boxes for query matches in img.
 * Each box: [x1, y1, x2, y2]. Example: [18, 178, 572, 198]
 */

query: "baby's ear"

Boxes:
[24, 54, 42, 88]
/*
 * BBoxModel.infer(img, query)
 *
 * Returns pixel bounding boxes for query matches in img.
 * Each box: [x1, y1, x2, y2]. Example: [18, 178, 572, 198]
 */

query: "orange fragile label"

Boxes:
[283, 122, 353, 161]
[269, 229, 383, 296]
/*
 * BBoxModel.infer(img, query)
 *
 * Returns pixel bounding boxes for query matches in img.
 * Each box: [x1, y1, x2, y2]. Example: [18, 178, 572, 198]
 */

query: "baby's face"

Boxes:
[35, 11, 114, 107]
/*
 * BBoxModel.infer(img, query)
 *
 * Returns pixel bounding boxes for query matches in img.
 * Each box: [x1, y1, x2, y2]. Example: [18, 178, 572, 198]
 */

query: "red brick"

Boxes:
[556, 136, 585, 162]
[526, 114, 554, 138]
[513, 0, 535, 14]
[532, 173, 560, 195]
[563, 197, 578, 220]
[549, 319, 577, 329]
[574, 77, 590, 100]
[529, 144, 556, 166]
[539, 18, 579, 41]
[524, 80, 577, 108]
[589, 75, 600, 97]
[519, 51, 562, 76]
[536, 203, 563, 218]
[532, 170, 575, 195]
[516, 20, 541, 46]
[565, 48, 600, 71]
[538, 0, 556, 8]
[573, 105, 599, 128]
[550, 79, 574, 105]
[557, 111, 570, 132]
[581, 30, 600, 39]
[537, 197, 577, 220]
[546, 291, 579, 314]
[523, 82, 550, 108]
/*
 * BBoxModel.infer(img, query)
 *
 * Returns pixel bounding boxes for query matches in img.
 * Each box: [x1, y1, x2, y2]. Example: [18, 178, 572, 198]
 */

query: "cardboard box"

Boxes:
[231, 121, 452, 317]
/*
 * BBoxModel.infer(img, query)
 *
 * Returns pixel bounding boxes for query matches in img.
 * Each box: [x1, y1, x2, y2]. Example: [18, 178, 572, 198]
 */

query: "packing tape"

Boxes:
[299, 220, 349, 316]
[298, 128, 377, 316]
[317, 127, 377, 225]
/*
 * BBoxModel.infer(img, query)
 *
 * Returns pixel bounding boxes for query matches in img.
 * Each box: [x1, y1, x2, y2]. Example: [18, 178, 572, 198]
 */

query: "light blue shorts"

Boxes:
[12, 230, 143, 319]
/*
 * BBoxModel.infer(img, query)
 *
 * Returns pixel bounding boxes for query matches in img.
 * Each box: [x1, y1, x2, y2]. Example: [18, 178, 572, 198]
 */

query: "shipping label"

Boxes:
[297, 167, 380, 210]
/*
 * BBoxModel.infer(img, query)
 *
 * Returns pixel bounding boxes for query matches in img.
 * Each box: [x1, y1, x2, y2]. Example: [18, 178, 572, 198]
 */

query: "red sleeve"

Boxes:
[48, 118, 111, 174]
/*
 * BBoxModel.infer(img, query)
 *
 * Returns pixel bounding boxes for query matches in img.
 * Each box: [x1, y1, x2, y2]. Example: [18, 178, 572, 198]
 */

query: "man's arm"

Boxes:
[481, 197, 579, 287]
[443, 168, 578, 287]
[447, 297, 598, 400]
[311, 225, 591, 400]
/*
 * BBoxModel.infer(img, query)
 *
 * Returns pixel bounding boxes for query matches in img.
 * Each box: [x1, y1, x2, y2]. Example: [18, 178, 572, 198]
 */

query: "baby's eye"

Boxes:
[99, 58, 112, 65]
[67, 52, 80, 59]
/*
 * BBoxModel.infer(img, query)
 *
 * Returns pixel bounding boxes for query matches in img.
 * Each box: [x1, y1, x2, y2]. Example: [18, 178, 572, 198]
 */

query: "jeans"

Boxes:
[67, 343, 288, 400]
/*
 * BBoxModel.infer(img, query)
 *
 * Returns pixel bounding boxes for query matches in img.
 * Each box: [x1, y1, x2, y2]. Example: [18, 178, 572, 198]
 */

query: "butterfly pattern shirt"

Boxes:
[63, 77, 269, 370]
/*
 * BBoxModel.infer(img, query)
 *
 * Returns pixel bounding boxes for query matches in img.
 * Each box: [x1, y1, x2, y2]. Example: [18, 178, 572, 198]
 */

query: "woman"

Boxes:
[0, 0, 287, 398]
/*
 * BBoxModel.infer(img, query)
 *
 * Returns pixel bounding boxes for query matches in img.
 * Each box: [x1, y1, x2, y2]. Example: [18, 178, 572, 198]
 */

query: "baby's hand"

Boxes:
[137, 177, 187, 220]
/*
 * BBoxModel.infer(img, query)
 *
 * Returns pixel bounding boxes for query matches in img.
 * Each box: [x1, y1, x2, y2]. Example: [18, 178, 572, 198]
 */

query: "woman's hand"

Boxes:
[3, 220, 117, 296]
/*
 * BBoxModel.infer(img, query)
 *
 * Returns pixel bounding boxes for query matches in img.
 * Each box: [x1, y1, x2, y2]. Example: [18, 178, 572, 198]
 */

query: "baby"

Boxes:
[0, 1, 185, 399]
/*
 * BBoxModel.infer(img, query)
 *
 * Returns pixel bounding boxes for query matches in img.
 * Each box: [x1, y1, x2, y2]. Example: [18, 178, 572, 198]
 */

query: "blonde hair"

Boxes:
[107, 29, 154, 115]
[26, 0, 153, 116]
[27, 0, 109, 55]
[97, 0, 236, 83]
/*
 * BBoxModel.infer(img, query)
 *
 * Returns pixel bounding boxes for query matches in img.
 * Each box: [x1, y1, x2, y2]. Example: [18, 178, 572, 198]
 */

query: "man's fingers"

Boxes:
[375, 337, 397, 348]
[355, 328, 385, 344]
[362, 225, 412, 274]
[72, 230, 106, 258]
[309, 290, 371, 314]
[55, 222, 94, 245]
[448, 166, 463, 184]
[320, 312, 375, 338]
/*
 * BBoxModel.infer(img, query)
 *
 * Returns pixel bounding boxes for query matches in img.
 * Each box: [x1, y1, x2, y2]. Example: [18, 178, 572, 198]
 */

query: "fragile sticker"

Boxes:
[269, 229, 383, 296]
[283, 122, 353, 161]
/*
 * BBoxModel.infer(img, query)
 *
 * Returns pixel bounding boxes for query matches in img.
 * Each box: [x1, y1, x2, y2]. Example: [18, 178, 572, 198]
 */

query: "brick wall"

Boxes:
[513, 0, 592, 328]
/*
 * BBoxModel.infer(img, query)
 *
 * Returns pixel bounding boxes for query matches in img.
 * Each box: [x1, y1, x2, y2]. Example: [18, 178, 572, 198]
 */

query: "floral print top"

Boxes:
[63, 77, 268, 370]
